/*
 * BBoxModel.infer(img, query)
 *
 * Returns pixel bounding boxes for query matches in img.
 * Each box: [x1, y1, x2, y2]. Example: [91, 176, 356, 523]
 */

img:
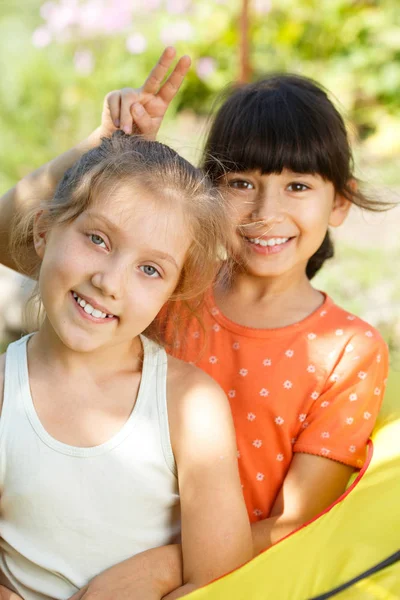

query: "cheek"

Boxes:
[40, 237, 91, 292]
[220, 191, 250, 223]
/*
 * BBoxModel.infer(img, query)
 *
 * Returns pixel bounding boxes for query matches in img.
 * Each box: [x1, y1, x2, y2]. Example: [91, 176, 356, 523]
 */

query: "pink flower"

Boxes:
[32, 26, 52, 47]
[274, 416, 284, 426]
[196, 57, 216, 81]
[74, 50, 94, 75]
[256, 472, 265, 481]
[126, 32, 147, 53]
[247, 412, 256, 422]
[252, 439, 262, 448]
[259, 388, 269, 397]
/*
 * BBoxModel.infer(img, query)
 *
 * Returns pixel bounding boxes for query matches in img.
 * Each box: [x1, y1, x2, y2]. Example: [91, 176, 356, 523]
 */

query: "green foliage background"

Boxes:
[0, 0, 399, 404]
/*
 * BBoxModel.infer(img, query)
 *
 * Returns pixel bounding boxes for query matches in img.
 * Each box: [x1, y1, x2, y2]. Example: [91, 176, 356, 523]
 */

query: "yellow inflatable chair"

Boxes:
[188, 371, 400, 599]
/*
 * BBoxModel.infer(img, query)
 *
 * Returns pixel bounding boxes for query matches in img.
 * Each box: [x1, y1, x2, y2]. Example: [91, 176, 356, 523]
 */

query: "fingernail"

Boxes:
[114, 119, 120, 127]
[123, 125, 131, 134]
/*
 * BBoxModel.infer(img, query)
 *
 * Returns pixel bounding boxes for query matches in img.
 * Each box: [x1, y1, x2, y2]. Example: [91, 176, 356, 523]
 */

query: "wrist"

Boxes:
[149, 544, 183, 596]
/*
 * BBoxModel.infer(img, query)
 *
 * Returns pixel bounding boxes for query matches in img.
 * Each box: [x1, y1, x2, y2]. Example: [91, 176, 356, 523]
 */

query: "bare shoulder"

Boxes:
[166, 354, 228, 408]
[0, 353, 5, 415]
[166, 355, 236, 462]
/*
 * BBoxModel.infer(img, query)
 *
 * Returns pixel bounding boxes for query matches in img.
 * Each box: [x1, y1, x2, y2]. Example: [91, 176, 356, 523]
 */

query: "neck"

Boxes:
[214, 267, 324, 328]
[29, 319, 143, 380]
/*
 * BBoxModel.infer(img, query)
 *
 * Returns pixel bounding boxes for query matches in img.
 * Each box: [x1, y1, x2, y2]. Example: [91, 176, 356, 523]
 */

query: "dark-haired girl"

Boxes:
[0, 48, 389, 597]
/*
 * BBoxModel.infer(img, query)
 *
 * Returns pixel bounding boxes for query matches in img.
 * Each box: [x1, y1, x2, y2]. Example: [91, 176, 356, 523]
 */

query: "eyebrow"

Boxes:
[86, 211, 180, 270]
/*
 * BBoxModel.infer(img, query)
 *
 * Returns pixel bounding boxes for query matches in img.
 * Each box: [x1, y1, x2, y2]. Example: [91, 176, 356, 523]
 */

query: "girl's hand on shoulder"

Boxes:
[100, 47, 191, 139]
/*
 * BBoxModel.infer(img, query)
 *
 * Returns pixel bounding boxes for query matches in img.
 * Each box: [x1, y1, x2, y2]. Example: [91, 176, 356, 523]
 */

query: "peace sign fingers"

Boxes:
[156, 54, 191, 105]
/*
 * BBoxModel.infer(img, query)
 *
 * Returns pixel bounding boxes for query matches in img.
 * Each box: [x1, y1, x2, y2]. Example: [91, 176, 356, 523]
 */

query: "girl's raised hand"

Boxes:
[100, 47, 191, 140]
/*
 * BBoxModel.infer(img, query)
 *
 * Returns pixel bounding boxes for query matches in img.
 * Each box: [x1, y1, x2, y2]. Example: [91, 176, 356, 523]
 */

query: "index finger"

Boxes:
[142, 46, 178, 95]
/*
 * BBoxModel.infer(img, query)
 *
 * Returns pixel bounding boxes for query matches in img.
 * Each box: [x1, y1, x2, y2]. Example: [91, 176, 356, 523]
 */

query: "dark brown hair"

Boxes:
[202, 74, 393, 279]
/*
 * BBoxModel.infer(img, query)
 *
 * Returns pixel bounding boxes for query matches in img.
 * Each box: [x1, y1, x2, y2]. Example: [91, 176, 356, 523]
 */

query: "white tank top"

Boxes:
[0, 334, 180, 600]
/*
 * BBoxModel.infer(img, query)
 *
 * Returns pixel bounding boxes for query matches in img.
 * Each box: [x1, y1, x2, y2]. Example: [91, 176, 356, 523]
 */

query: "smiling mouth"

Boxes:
[245, 236, 292, 247]
[72, 292, 115, 319]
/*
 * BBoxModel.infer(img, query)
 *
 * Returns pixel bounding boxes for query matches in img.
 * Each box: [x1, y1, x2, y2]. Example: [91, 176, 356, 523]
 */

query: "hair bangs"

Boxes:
[204, 78, 340, 183]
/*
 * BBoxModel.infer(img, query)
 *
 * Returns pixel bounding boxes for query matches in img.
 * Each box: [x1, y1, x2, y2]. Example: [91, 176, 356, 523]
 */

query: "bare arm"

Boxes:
[163, 362, 252, 599]
[0, 47, 190, 273]
[251, 453, 353, 555]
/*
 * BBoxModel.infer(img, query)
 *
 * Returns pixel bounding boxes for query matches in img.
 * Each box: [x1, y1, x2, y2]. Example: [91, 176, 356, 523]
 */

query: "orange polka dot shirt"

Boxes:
[168, 291, 389, 522]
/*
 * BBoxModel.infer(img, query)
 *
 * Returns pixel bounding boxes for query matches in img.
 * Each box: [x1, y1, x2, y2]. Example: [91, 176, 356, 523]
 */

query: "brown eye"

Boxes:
[229, 180, 255, 190]
[287, 182, 309, 192]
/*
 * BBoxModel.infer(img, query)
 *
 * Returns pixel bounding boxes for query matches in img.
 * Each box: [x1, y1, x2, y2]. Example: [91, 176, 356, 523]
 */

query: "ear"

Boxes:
[328, 181, 355, 228]
[33, 210, 47, 260]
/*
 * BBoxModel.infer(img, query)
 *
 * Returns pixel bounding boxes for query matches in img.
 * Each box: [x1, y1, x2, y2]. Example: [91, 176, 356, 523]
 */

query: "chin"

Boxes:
[55, 325, 107, 354]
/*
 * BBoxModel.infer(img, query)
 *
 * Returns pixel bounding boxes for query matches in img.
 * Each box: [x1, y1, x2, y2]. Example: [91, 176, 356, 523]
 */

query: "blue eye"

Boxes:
[89, 234, 107, 248]
[287, 182, 309, 192]
[140, 265, 160, 278]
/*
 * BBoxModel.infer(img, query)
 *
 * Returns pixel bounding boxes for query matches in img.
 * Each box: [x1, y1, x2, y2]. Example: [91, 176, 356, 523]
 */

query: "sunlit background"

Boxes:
[0, 0, 399, 402]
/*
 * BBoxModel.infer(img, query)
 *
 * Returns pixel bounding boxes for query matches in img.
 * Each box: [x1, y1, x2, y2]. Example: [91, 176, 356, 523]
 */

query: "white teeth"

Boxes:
[72, 292, 113, 319]
[247, 237, 289, 247]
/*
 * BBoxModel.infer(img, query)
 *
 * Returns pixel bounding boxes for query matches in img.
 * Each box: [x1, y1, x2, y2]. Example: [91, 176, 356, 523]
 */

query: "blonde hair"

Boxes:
[11, 132, 232, 344]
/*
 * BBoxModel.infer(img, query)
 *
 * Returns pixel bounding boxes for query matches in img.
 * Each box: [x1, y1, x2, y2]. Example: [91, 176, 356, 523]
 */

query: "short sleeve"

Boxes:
[293, 332, 389, 468]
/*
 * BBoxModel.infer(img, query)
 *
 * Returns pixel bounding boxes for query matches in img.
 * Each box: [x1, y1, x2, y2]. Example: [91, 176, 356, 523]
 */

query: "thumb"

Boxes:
[131, 103, 157, 139]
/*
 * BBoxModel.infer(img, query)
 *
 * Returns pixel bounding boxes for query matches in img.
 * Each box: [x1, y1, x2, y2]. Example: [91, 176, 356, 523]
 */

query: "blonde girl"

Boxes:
[0, 131, 251, 600]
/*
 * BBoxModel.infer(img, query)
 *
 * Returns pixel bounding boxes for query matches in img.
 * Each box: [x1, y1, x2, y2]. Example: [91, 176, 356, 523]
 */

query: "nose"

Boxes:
[91, 258, 128, 300]
[252, 188, 285, 226]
